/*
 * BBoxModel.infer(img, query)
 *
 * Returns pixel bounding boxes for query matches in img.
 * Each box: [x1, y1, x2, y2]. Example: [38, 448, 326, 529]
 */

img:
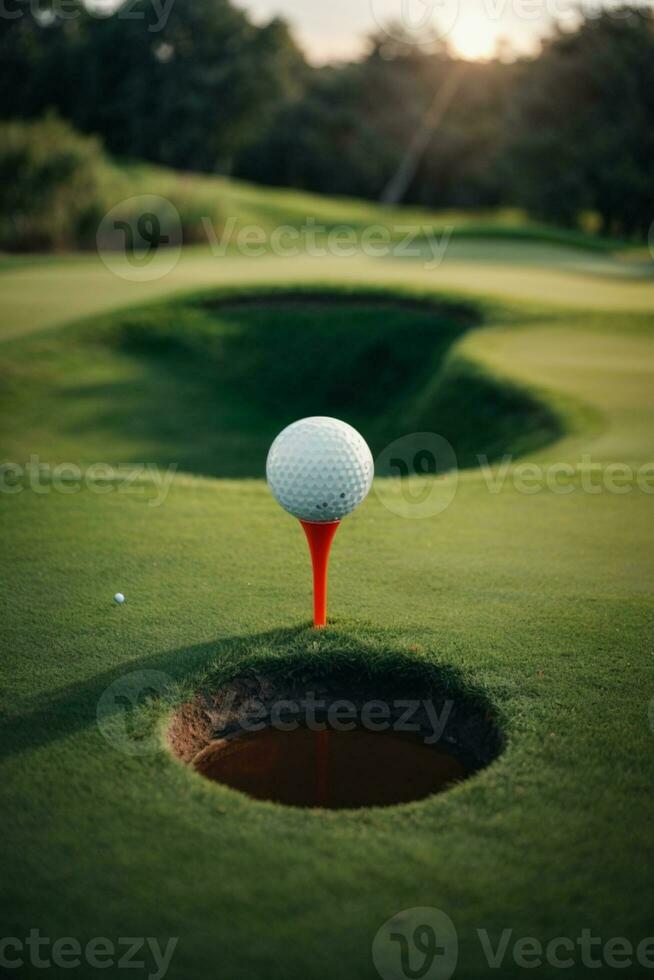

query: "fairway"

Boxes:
[2, 234, 654, 343]
[1, 240, 653, 979]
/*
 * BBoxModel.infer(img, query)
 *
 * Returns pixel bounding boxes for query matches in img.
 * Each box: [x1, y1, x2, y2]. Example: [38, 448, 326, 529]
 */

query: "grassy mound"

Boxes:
[0, 287, 563, 476]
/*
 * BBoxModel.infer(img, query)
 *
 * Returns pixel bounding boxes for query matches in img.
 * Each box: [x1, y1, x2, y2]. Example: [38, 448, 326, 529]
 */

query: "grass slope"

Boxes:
[0, 286, 561, 477]
[1, 267, 653, 978]
[103, 162, 644, 253]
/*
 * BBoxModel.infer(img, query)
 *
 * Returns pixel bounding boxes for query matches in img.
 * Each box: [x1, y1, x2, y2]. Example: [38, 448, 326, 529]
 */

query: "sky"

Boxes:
[232, 0, 630, 63]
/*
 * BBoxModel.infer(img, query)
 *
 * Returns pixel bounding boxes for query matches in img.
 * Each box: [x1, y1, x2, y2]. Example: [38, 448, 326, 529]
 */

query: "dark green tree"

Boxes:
[237, 34, 513, 208]
[0, 0, 305, 172]
[503, 7, 654, 236]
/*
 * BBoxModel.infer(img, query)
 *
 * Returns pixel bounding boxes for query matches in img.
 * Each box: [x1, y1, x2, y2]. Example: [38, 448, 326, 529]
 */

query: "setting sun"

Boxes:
[447, 13, 510, 61]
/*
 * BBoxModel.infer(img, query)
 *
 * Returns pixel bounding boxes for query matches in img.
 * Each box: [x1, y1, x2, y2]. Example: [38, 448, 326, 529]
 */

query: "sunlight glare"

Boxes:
[447, 14, 507, 61]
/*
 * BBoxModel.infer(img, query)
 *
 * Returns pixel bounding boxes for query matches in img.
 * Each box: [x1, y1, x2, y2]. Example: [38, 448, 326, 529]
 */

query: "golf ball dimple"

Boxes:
[114, 593, 125, 605]
[266, 417, 374, 523]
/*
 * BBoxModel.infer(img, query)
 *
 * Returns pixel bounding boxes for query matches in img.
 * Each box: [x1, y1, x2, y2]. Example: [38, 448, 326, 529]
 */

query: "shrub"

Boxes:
[0, 114, 120, 251]
[0, 117, 228, 252]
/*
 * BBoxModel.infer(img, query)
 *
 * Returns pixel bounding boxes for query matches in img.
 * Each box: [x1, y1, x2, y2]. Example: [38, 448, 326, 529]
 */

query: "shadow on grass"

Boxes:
[0, 624, 503, 764]
[0, 636, 225, 764]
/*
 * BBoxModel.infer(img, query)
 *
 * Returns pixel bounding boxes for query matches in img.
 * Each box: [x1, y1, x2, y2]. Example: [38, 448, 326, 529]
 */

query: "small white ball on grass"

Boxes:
[114, 593, 125, 605]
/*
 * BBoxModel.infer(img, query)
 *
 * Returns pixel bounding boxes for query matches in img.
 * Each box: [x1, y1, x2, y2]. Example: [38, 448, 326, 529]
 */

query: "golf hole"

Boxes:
[169, 668, 502, 810]
[192, 727, 468, 809]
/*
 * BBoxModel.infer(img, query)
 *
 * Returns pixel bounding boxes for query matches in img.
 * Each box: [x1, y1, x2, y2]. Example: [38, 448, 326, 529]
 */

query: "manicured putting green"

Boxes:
[1, 271, 653, 979]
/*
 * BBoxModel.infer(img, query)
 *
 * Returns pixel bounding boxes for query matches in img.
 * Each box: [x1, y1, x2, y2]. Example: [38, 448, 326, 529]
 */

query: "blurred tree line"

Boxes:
[1, 0, 652, 238]
[0, 0, 305, 172]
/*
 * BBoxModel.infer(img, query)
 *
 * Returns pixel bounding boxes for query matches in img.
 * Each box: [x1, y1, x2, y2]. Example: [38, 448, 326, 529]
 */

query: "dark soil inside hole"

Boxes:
[168, 666, 503, 810]
[193, 726, 468, 809]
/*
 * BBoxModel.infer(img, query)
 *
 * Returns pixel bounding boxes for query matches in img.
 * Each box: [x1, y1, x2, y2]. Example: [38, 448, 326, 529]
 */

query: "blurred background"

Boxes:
[0, 0, 653, 253]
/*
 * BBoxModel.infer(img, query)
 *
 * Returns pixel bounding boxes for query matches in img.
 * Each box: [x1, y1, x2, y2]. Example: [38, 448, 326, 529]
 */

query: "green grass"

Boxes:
[2, 162, 652, 344]
[1, 237, 654, 978]
[1, 237, 653, 345]
[116, 163, 641, 250]
[0, 286, 562, 477]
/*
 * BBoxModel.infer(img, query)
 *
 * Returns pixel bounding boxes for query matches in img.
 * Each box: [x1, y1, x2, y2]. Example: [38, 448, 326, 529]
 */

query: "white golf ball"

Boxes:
[114, 593, 125, 605]
[267, 417, 374, 523]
